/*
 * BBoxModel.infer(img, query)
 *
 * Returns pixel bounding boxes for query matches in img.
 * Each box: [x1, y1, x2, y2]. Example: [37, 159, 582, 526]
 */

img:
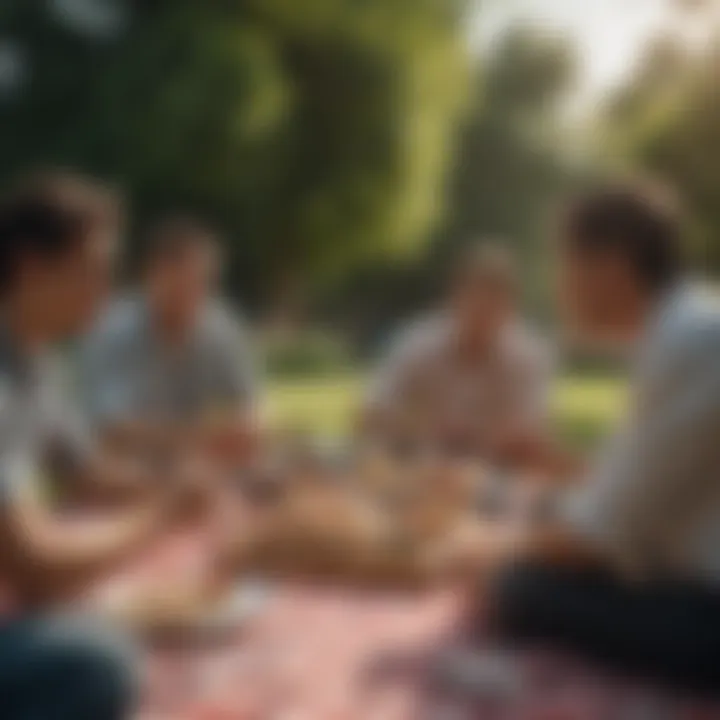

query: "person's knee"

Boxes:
[42, 620, 140, 718]
[489, 561, 563, 638]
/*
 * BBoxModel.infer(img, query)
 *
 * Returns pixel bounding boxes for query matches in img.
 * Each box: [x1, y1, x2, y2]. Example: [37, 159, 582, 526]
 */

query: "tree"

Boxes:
[603, 33, 720, 271]
[437, 25, 578, 308]
[0, 0, 469, 313]
[322, 25, 581, 338]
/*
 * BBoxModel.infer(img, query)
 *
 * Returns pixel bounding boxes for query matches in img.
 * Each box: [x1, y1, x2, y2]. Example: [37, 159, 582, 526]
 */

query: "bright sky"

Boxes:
[470, 0, 714, 107]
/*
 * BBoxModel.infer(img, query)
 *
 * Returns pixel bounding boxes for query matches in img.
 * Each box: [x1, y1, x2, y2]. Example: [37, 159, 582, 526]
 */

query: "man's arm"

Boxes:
[103, 416, 259, 468]
[0, 484, 171, 606]
[0, 447, 218, 607]
[98, 420, 189, 458]
[433, 517, 608, 583]
[490, 431, 586, 484]
[42, 369, 180, 504]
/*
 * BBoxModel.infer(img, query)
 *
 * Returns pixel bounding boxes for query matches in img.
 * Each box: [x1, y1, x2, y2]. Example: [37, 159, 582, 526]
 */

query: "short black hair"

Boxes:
[562, 182, 684, 293]
[142, 215, 219, 271]
[0, 170, 120, 293]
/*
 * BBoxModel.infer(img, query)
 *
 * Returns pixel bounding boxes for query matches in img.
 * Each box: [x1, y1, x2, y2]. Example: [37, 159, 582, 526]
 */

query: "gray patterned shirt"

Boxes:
[79, 296, 259, 426]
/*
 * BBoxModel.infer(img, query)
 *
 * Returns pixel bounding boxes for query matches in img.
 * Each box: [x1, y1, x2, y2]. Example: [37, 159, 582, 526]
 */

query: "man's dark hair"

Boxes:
[0, 170, 120, 293]
[142, 215, 219, 271]
[562, 182, 684, 292]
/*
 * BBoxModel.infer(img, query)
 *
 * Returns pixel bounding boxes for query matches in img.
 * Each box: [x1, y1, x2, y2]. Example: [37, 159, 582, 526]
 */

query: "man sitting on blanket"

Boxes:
[0, 171, 211, 720]
[458, 182, 720, 695]
[363, 243, 554, 463]
[80, 216, 260, 468]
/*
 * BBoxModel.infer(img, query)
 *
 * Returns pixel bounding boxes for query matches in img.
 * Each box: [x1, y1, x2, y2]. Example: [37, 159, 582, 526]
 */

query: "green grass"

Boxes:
[554, 375, 626, 447]
[267, 373, 626, 448]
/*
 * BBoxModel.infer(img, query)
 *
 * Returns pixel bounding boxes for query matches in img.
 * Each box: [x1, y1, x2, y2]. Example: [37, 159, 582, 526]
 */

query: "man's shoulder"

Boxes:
[385, 314, 451, 363]
[656, 285, 720, 354]
[645, 285, 720, 381]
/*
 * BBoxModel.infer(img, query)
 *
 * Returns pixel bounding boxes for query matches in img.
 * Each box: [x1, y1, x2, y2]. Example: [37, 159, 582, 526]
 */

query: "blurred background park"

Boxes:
[2, 0, 720, 446]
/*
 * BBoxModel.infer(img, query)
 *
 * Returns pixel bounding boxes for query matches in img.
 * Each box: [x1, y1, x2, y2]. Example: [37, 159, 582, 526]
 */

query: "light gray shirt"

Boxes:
[79, 296, 259, 427]
[366, 313, 553, 446]
[564, 283, 720, 584]
[0, 330, 91, 505]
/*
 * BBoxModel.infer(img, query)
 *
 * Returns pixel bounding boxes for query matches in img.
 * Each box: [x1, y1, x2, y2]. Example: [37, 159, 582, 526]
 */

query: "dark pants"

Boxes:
[490, 562, 720, 696]
[0, 614, 138, 719]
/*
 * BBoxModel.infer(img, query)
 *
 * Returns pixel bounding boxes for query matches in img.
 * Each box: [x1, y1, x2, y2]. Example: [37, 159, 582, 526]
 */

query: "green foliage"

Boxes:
[0, 0, 469, 307]
[440, 25, 578, 289]
[604, 34, 720, 271]
[313, 24, 582, 338]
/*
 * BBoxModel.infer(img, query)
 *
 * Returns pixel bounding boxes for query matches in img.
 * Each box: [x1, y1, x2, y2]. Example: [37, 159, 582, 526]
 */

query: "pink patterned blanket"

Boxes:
[129, 537, 720, 720]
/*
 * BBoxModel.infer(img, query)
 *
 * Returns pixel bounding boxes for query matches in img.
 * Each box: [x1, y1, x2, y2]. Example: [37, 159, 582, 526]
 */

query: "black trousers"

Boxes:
[490, 562, 720, 697]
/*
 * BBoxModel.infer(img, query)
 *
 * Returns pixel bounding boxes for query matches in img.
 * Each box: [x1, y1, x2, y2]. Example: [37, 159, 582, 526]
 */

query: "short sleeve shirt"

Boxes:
[79, 296, 259, 426]
[366, 314, 554, 447]
[562, 284, 720, 584]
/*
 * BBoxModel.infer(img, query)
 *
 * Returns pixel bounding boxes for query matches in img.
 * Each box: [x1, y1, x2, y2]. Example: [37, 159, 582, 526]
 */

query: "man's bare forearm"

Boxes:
[64, 455, 161, 508]
[102, 420, 188, 458]
[102, 414, 258, 466]
[0, 500, 168, 606]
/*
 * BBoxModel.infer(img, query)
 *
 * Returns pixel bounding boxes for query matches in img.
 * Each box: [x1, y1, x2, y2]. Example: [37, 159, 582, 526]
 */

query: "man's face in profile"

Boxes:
[558, 242, 641, 345]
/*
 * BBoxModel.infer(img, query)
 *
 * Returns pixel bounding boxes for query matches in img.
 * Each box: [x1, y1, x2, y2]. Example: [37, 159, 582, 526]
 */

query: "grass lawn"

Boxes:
[267, 373, 626, 448]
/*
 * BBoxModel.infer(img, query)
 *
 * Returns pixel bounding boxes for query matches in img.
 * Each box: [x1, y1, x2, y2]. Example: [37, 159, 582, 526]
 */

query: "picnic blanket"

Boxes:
[127, 536, 720, 720]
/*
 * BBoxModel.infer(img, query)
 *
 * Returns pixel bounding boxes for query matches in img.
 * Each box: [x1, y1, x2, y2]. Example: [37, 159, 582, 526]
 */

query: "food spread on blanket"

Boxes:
[221, 446, 497, 587]
[101, 442, 550, 637]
